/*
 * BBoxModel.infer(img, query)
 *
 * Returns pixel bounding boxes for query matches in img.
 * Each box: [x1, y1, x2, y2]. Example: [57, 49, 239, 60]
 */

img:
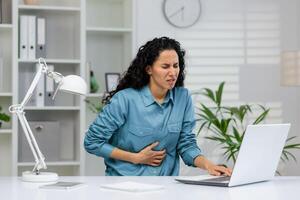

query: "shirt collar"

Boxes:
[140, 85, 174, 107]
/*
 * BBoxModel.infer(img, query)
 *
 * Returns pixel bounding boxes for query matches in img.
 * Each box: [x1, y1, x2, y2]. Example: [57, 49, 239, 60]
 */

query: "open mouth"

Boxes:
[167, 79, 176, 84]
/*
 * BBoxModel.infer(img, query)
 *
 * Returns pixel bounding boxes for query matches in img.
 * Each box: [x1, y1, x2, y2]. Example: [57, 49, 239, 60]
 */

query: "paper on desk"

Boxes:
[100, 181, 164, 192]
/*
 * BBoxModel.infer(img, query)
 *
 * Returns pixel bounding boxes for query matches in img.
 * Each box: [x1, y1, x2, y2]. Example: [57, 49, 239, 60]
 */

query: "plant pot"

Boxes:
[24, 0, 39, 5]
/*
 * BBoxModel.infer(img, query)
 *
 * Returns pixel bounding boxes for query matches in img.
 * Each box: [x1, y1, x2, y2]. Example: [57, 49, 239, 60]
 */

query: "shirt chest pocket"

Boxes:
[166, 123, 181, 150]
[167, 123, 181, 134]
[128, 126, 154, 137]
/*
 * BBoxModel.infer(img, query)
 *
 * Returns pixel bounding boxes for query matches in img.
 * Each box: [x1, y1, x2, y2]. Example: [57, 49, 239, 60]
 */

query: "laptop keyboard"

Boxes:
[202, 176, 230, 182]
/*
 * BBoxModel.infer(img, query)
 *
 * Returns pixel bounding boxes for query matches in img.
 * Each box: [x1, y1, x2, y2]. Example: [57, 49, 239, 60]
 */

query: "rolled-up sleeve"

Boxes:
[177, 92, 202, 166]
[84, 92, 127, 159]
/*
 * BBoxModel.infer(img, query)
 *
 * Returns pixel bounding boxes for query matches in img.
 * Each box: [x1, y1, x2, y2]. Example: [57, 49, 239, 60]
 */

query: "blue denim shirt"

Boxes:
[84, 85, 202, 176]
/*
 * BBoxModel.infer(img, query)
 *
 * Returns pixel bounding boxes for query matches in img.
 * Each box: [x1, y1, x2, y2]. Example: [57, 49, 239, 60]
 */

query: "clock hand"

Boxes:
[168, 6, 184, 19]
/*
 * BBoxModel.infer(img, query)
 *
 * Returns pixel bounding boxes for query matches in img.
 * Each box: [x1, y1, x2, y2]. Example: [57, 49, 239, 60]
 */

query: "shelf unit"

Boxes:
[14, 0, 83, 176]
[0, 0, 135, 177]
[0, 129, 12, 134]
[18, 5, 81, 11]
[0, 0, 13, 176]
[0, 24, 13, 29]
[18, 58, 81, 64]
[83, 0, 135, 175]
[0, 93, 13, 96]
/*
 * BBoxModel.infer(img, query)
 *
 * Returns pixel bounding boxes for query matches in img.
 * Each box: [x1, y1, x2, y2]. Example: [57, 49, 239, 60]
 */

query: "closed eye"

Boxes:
[162, 64, 170, 69]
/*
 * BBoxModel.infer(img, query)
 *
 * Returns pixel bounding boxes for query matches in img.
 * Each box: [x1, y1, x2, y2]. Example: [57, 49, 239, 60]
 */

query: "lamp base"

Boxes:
[22, 171, 59, 182]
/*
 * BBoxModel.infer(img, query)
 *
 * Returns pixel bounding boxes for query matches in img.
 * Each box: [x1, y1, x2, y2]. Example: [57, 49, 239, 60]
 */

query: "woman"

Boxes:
[84, 37, 232, 176]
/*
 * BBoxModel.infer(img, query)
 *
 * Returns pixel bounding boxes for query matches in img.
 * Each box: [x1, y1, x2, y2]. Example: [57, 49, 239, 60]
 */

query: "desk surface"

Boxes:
[0, 176, 299, 200]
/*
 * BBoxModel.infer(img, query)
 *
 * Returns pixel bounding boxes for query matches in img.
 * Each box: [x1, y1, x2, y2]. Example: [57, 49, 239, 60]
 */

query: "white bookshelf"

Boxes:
[85, 93, 104, 98]
[0, 24, 13, 29]
[18, 58, 81, 64]
[13, 0, 83, 176]
[0, 0, 135, 177]
[24, 106, 81, 110]
[0, 93, 13, 96]
[18, 5, 81, 11]
[0, 129, 12, 134]
[86, 27, 132, 33]
[0, 0, 13, 177]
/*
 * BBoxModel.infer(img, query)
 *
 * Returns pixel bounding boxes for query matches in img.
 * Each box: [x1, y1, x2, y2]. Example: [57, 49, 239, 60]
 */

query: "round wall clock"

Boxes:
[163, 0, 201, 28]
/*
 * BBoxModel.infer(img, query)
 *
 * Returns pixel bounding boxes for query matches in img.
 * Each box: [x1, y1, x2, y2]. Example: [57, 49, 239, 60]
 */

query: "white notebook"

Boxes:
[39, 182, 86, 190]
[100, 181, 164, 192]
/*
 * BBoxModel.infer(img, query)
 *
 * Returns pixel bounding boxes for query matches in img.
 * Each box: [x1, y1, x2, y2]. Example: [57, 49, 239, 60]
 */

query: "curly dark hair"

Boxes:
[102, 36, 186, 104]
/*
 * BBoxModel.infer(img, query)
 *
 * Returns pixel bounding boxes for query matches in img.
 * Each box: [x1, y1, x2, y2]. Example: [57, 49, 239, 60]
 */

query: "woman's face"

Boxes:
[146, 49, 180, 93]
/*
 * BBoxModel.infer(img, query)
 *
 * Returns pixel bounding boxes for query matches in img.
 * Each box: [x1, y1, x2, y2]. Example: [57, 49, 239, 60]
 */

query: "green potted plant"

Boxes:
[194, 82, 300, 168]
[0, 106, 10, 128]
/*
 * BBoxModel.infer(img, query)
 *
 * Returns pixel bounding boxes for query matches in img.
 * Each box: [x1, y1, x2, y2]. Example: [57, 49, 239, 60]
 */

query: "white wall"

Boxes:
[135, 0, 300, 175]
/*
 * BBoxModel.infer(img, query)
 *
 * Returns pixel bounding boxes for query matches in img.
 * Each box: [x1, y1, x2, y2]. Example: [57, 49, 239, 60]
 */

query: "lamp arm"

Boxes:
[16, 111, 46, 174]
[9, 58, 51, 174]
[19, 58, 63, 108]
[20, 63, 46, 108]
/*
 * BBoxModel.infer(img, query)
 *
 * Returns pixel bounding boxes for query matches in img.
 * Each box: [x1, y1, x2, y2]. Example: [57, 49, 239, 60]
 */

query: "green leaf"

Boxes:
[202, 88, 215, 103]
[284, 143, 300, 149]
[285, 151, 297, 162]
[0, 113, 10, 122]
[281, 150, 297, 162]
[200, 104, 221, 127]
[205, 136, 227, 143]
[215, 82, 225, 107]
[253, 109, 269, 124]
[197, 121, 208, 136]
[219, 118, 231, 133]
[286, 136, 297, 142]
[232, 127, 242, 143]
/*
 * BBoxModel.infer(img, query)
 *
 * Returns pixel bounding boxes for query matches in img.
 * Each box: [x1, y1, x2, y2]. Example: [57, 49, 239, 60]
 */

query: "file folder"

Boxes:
[45, 64, 54, 106]
[0, 0, 2, 23]
[28, 15, 36, 60]
[35, 63, 45, 107]
[36, 17, 46, 58]
[19, 15, 28, 59]
[1, 0, 12, 24]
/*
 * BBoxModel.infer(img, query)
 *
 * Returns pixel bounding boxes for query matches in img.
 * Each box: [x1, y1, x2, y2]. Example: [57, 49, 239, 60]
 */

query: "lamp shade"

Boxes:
[59, 75, 87, 95]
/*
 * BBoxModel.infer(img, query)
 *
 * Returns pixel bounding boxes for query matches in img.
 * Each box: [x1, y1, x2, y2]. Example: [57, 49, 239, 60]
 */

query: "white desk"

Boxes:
[0, 176, 299, 200]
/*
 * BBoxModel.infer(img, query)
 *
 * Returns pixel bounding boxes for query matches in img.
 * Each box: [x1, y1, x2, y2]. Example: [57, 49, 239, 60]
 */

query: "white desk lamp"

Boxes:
[9, 58, 87, 182]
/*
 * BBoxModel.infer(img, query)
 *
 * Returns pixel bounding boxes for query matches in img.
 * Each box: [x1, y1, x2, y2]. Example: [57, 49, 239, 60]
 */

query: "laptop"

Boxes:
[175, 124, 291, 187]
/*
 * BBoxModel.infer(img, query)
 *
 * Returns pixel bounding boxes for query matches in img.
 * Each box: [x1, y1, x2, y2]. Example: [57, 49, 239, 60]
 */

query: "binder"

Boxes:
[35, 63, 45, 107]
[19, 15, 28, 59]
[86, 61, 91, 93]
[1, 0, 12, 24]
[28, 15, 36, 60]
[45, 64, 54, 106]
[36, 17, 46, 58]
[0, 0, 2, 23]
